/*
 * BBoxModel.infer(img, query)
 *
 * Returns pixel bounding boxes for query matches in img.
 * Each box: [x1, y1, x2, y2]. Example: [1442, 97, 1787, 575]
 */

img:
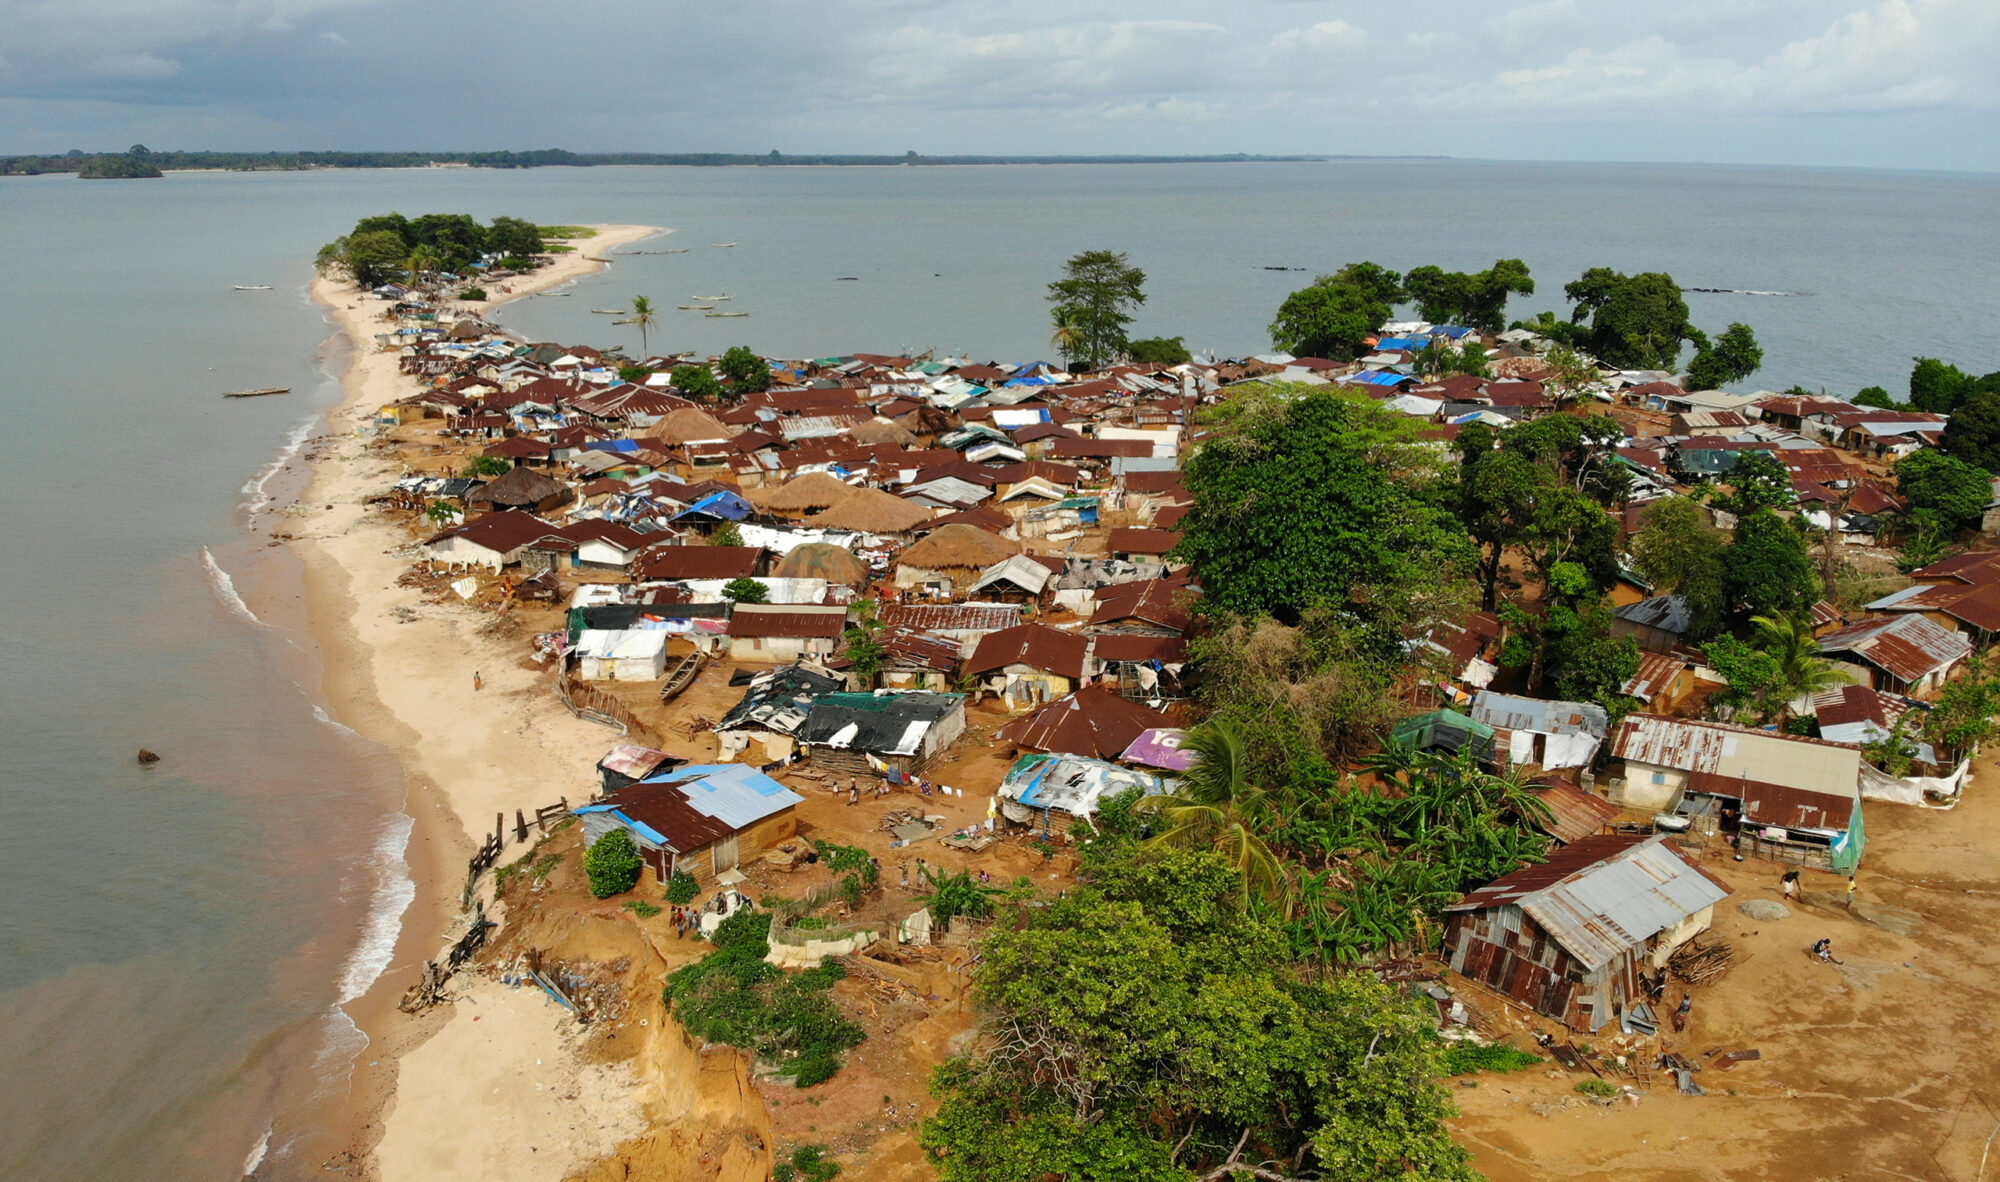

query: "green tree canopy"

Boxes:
[1942, 389, 2000, 473]
[920, 847, 1477, 1182]
[1403, 259, 1533, 332]
[1326, 261, 1407, 306]
[1267, 276, 1390, 360]
[1125, 336, 1192, 366]
[583, 828, 643, 898]
[1712, 450, 1796, 517]
[1497, 563, 1639, 700]
[1725, 509, 1820, 619]
[1562, 268, 1706, 370]
[1909, 357, 1977, 413]
[1685, 322, 1763, 390]
[722, 576, 769, 603]
[1047, 250, 1147, 370]
[1628, 497, 1727, 638]
[1177, 387, 1476, 627]
[671, 363, 724, 401]
[486, 215, 545, 257]
[339, 230, 411, 288]
[1853, 385, 1898, 409]
[1896, 448, 1992, 531]
[719, 345, 773, 392]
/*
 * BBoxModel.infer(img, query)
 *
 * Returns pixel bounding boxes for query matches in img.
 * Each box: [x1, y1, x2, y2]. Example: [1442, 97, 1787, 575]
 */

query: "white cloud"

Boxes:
[1269, 19, 1370, 53]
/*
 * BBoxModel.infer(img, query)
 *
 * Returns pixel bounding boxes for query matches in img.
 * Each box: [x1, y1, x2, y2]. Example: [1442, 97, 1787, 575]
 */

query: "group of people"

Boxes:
[1780, 869, 1854, 964]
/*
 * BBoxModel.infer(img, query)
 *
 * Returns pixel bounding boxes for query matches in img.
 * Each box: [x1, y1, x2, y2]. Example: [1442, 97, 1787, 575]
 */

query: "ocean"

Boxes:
[0, 160, 1995, 1182]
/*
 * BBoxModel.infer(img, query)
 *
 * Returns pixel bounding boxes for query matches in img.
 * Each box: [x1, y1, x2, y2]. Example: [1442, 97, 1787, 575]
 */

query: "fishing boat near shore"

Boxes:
[691, 294, 731, 301]
[664, 248, 690, 254]
[709, 242, 736, 248]
[705, 311, 751, 318]
[233, 284, 273, 291]
[591, 309, 624, 314]
[221, 386, 290, 398]
[677, 305, 715, 311]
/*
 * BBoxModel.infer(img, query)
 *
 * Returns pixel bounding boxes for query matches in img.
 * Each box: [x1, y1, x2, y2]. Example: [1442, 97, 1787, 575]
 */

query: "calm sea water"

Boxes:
[0, 161, 1995, 1182]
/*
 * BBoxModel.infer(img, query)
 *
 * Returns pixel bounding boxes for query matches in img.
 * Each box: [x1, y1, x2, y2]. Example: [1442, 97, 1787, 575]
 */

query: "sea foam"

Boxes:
[240, 415, 317, 516]
[336, 812, 416, 1005]
[200, 546, 267, 627]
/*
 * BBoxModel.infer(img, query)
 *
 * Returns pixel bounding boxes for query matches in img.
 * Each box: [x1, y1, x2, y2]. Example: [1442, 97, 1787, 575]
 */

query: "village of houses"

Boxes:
[349, 277, 2000, 1177]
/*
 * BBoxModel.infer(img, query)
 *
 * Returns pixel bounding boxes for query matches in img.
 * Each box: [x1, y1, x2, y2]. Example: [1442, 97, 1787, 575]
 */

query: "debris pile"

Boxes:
[1668, 939, 1735, 986]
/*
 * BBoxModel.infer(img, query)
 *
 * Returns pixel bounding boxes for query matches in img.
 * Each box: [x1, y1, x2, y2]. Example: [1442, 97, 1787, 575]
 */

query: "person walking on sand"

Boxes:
[1678, 991, 1693, 1020]
[473, 669, 482, 692]
[1782, 869, 1800, 900]
[848, 783, 859, 806]
[1846, 875, 1857, 910]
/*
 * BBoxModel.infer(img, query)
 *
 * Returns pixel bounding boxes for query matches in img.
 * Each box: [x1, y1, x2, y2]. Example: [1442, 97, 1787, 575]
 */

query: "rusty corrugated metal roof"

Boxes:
[1817, 614, 1971, 683]
[1446, 834, 1730, 970]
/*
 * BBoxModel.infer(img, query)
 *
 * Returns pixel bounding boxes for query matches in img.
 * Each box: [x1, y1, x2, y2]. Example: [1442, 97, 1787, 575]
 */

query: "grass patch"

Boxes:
[623, 899, 662, 918]
[664, 910, 865, 1087]
[537, 224, 597, 239]
[1439, 1042, 1542, 1076]
[771, 1144, 840, 1182]
[1574, 1078, 1618, 1098]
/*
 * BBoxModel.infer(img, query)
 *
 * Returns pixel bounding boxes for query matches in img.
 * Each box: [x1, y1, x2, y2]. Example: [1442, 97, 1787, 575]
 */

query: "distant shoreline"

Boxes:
[0, 149, 1446, 177]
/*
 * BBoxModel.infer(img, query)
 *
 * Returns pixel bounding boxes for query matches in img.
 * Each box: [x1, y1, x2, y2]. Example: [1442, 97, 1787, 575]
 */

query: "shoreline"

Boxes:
[286, 223, 663, 1178]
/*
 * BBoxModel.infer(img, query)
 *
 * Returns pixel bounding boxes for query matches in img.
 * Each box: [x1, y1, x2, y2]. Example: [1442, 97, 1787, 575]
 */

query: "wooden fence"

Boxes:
[553, 672, 673, 750]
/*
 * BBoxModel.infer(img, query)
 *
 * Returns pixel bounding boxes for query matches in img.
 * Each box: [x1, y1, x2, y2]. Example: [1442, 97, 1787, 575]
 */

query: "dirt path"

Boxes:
[1451, 757, 2000, 1181]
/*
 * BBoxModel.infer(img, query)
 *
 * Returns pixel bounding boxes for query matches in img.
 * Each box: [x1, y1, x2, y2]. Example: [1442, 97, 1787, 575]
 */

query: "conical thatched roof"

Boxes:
[896, 523, 1021, 572]
[773, 542, 872, 585]
[471, 463, 566, 508]
[804, 486, 935, 534]
[849, 418, 920, 447]
[750, 470, 860, 513]
[650, 406, 735, 445]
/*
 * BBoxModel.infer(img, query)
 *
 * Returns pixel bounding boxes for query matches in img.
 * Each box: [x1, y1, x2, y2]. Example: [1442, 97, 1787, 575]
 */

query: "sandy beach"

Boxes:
[292, 223, 674, 1179]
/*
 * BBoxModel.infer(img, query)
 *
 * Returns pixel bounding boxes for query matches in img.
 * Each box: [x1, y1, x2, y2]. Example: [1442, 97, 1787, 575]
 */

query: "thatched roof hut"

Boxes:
[773, 542, 872, 586]
[650, 406, 735, 446]
[895, 524, 1022, 584]
[750, 471, 860, 516]
[804, 487, 934, 534]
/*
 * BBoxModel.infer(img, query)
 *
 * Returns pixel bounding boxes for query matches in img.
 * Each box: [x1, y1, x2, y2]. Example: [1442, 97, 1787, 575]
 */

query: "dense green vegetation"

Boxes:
[77, 153, 162, 179]
[664, 910, 865, 1087]
[583, 829, 644, 898]
[921, 843, 1480, 1182]
[315, 212, 546, 287]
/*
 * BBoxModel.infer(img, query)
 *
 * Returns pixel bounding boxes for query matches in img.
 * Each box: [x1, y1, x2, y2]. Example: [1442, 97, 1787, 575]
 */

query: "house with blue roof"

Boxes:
[575, 764, 804, 883]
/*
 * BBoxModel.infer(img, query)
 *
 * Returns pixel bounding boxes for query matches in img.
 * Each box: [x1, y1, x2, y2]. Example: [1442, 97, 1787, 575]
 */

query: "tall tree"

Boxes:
[1540, 343, 1601, 411]
[1628, 497, 1727, 637]
[629, 295, 658, 357]
[1712, 450, 1796, 517]
[1909, 357, 1975, 413]
[1047, 250, 1146, 370]
[1049, 305, 1084, 367]
[719, 345, 771, 392]
[1268, 277, 1390, 359]
[1326, 261, 1406, 306]
[1686, 322, 1763, 390]
[1942, 389, 2000, 473]
[1896, 448, 1992, 531]
[1725, 510, 1820, 619]
[1563, 268, 1707, 370]
[1402, 259, 1533, 332]
[1497, 562, 1638, 700]
[1177, 388, 1475, 627]
[1746, 614, 1851, 727]
[340, 230, 410, 288]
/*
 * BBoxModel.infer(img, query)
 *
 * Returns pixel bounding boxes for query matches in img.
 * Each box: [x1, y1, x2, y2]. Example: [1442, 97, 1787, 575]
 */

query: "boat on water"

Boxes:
[709, 242, 737, 248]
[691, 294, 731, 301]
[705, 311, 751, 318]
[677, 305, 715, 311]
[664, 248, 690, 254]
[221, 387, 290, 398]
[612, 318, 639, 325]
[233, 284, 273, 291]
[591, 309, 625, 314]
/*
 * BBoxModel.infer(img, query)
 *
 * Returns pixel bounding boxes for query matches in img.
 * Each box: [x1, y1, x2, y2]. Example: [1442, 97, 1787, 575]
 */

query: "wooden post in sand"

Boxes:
[515, 809, 528, 843]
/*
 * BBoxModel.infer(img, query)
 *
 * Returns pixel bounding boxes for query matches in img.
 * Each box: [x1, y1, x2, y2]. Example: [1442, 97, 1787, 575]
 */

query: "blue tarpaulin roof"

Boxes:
[1350, 369, 1415, 387]
[673, 490, 754, 522]
[585, 440, 640, 454]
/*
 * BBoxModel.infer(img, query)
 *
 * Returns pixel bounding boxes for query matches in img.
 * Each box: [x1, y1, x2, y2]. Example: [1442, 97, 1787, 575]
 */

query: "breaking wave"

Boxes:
[201, 546, 267, 628]
[336, 812, 416, 1005]
[241, 416, 317, 516]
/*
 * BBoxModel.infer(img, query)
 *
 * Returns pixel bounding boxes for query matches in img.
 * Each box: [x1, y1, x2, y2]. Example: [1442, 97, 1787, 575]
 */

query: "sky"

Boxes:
[2, 0, 1996, 172]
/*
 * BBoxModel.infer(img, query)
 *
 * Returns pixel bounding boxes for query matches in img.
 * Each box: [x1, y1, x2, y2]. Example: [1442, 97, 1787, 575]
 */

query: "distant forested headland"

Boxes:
[3, 146, 1391, 177]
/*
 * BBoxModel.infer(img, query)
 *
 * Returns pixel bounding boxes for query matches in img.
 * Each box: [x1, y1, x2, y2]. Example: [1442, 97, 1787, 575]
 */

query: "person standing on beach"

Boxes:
[1782, 869, 1800, 900]
[473, 669, 482, 692]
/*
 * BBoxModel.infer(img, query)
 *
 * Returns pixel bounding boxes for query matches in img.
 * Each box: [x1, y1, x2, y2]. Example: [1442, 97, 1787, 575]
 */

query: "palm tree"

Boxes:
[1750, 613, 1851, 727]
[404, 244, 443, 290]
[1134, 720, 1291, 908]
[1048, 306, 1083, 369]
[630, 295, 658, 359]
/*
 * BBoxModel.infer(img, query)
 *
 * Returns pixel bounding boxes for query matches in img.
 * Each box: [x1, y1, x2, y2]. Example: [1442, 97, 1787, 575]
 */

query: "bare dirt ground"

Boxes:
[1450, 754, 2000, 1182]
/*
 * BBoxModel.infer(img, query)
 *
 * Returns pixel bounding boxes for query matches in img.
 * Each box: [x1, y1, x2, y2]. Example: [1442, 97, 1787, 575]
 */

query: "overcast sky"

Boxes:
[3, 0, 1995, 171]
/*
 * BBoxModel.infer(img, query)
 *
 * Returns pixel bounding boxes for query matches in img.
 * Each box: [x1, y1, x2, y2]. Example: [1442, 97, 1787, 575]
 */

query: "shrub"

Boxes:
[583, 829, 644, 899]
[1574, 1078, 1619, 1098]
[622, 899, 662, 918]
[772, 1145, 840, 1182]
[665, 937, 864, 1087]
[666, 868, 699, 905]
[722, 577, 769, 604]
[1438, 1042, 1541, 1076]
[457, 287, 487, 301]
[618, 364, 653, 384]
